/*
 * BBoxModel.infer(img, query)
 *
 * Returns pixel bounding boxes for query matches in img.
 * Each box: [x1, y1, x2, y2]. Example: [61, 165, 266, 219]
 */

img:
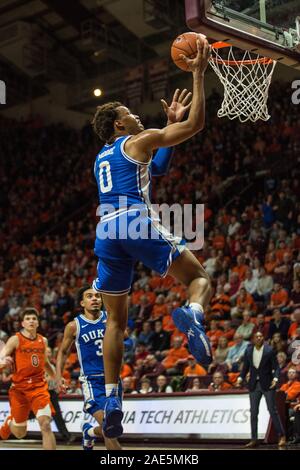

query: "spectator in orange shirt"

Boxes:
[267, 283, 289, 312]
[280, 369, 300, 401]
[184, 355, 207, 377]
[131, 282, 145, 305]
[210, 285, 231, 320]
[161, 336, 189, 375]
[264, 251, 278, 275]
[221, 320, 235, 342]
[232, 255, 248, 281]
[206, 320, 224, 349]
[208, 372, 232, 392]
[120, 362, 133, 379]
[212, 228, 225, 250]
[232, 287, 256, 318]
[162, 305, 176, 333]
[151, 294, 169, 320]
[288, 309, 300, 339]
[143, 285, 156, 306]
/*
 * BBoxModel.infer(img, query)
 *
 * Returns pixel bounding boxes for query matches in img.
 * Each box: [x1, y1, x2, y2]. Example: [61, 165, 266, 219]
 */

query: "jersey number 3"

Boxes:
[99, 161, 113, 193]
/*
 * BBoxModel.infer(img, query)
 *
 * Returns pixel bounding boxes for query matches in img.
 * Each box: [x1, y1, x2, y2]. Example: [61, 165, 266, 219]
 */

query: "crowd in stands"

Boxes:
[0, 80, 300, 432]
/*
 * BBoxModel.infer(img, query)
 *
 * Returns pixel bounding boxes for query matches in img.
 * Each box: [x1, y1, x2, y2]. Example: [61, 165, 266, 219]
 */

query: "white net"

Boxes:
[209, 45, 277, 123]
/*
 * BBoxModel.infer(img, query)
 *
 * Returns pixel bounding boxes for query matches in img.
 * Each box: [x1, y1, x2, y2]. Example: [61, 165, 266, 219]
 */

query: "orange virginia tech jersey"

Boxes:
[12, 332, 46, 389]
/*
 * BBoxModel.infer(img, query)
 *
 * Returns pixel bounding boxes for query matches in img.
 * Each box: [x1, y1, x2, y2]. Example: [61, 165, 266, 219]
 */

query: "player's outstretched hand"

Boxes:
[0, 356, 13, 370]
[180, 35, 211, 74]
[161, 88, 192, 124]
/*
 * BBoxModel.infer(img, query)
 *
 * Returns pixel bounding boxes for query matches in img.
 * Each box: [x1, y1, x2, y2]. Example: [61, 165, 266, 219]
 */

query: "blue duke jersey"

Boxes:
[93, 135, 185, 295]
[74, 312, 122, 415]
[74, 312, 106, 377]
[94, 135, 151, 216]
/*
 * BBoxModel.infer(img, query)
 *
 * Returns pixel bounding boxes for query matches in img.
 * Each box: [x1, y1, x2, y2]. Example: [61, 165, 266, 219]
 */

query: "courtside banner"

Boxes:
[0, 393, 269, 439]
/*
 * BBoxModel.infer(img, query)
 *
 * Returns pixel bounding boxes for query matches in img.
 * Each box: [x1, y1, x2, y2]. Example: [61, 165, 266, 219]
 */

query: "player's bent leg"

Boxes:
[168, 249, 213, 365]
[168, 248, 212, 307]
[37, 412, 56, 450]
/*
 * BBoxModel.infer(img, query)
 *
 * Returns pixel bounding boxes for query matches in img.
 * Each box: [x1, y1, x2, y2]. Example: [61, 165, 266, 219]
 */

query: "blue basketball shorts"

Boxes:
[92, 209, 186, 295]
[80, 375, 123, 416]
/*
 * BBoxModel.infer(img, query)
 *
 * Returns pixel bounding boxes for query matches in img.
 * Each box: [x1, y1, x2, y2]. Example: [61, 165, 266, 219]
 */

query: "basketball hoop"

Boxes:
[209, 42, 277, 123]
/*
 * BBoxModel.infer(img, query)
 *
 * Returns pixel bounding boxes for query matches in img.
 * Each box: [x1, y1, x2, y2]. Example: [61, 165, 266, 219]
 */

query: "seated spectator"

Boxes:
[288, 308, 300, 339]
[120, 361, 133, 379]
[151, 320, 171, 356]
[232, 287, 256, 318]
[267, 283, 289, 313]
[136, 296, 152, 322]
[137, 321, 154, 348]
[142, 354, 166, 379]
[236, 310, 255, 340]
[137, 377, 153, 394]
[162, 305, 176, 333]
[244, 268, 258, 296]
[151, 294, 168, 320]
[232, 254, 248, 281]
[123, 376, 135, 394]
[252, 313, 269, 339]
[286, 281, 300, 313]
[270, 332, 287, 354]
[273, 253, 293, 290]
[210, 285, 231, 319]
[143, 285, 156, 305]
[221, 320, 235, 342]
[280, 369, 300, 401]
[267, 308, 291, 340]
[226, 333, 249, 372]
[186, 377, 202, 392]
[203, 248, 218, 277]
[277, 351, 289, 385]
[66, 379, 82, 395]
[208, 372, 232, 392]
[207, 320, 224, 349]
[134, 342, 149, 361]
[184, 355, 207, 377]
[154, 375, 173, 393]
[256, 267, 274, 302]
[208, 336, 230, 373]
[131, 282, 145, 305]
[161, 336, 189, 375]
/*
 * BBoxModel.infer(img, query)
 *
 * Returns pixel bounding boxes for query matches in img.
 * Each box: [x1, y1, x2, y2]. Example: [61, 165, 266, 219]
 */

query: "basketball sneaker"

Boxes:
[172, 306, 212, 365]
[81, 422, 95, 451]
[103, 393, 123, 439]
[0, 415, 12, 440]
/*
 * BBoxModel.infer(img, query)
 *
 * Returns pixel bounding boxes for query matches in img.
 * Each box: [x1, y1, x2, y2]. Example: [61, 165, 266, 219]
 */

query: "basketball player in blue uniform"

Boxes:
[56, 285, 122, 450]
[91, 36, 212, 438]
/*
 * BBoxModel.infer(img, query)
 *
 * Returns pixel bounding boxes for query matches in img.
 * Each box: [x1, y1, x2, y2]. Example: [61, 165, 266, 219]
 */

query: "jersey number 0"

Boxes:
[99, 161, 113, 193]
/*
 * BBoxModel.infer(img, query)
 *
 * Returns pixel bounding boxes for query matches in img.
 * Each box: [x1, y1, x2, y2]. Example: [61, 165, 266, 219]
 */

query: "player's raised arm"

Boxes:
[126, 36, 210, 157]
[56, 321, 76, 390]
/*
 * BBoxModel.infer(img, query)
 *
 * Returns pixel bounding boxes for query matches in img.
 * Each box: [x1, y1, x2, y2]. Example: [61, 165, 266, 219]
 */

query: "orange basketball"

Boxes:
[171, 32, 206, 71]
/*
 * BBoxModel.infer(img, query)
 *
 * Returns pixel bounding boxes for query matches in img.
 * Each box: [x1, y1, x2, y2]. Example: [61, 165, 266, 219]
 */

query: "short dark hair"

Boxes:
[20, 308, 39, 321]
[77, 285, 92, 305]
[91, 101, 122, 142]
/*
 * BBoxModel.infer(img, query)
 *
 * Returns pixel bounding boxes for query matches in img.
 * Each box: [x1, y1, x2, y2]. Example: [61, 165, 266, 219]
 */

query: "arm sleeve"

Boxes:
[151, 147, 174, 176]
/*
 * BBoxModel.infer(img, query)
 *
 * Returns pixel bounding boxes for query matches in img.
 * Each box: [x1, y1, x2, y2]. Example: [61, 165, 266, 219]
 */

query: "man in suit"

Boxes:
[237, 331, 286, 448]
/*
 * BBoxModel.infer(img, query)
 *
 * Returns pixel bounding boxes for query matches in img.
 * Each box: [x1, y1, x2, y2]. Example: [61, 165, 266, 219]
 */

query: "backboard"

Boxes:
[185, 0, 300, 69]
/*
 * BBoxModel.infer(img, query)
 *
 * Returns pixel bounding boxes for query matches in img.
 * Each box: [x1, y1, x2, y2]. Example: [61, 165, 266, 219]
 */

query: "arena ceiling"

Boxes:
[0, 0, 186, 108]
